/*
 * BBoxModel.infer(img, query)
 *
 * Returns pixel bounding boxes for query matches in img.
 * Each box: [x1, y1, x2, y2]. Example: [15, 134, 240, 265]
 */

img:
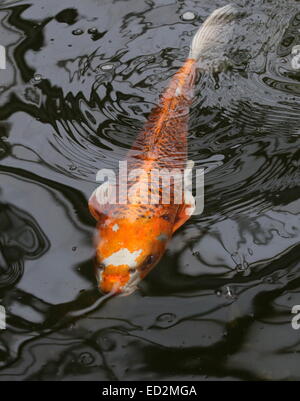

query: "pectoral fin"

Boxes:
[172, 190, 195, 233]
[89, 191, 101, 220]
[89, 181, 113, 221]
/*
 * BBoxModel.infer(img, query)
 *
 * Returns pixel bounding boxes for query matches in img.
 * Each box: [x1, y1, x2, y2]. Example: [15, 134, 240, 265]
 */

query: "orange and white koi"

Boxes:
[89, 5, 238, 295]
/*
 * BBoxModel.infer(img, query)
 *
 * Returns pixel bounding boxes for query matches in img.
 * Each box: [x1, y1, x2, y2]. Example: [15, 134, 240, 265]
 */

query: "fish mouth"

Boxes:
[118, 269, 141, 296]
[96, 265, 141, 296]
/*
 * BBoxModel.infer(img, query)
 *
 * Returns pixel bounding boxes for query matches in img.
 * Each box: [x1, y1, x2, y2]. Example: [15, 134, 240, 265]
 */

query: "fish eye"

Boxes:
[145, 255, 155, 265]
[140, 255, 156, 271]
[129, 268, 136, 274]
[98, 264, 105, 271]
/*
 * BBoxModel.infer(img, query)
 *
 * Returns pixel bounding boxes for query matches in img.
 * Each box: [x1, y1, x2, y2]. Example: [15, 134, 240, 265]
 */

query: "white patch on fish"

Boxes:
[96, 267, 103, 285]
[112, 224, 119, 232]
[102, 248, 142, 267]
[120, 268, 141, 296]
[175, 87, 181, 96]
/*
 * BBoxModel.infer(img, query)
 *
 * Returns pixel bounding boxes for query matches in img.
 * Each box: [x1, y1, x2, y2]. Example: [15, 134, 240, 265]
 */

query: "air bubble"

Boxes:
[88, 27, 98, 34]
[72, 29, 84, 35]
[32, 73, 43, 83]
[78, 352, 94, 366]
[181, 11, 196, 21]
[156, 313, 176, 327]
[100, 64, 114, 71]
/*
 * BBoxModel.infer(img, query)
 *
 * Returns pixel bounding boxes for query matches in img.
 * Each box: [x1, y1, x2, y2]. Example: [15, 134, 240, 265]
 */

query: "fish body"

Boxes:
[89, 4, 241, 295]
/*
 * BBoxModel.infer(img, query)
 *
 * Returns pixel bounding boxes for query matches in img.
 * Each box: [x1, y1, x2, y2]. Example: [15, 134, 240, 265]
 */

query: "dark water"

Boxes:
[0, 0, 299, 381]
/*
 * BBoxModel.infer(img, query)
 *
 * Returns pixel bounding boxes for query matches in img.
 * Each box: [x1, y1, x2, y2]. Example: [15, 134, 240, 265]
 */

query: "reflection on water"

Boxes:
[0, 0, 299, 380]
[0, 202, 49, 288]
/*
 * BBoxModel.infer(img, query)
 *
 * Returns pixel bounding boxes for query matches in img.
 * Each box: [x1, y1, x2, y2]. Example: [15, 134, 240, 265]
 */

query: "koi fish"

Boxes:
[89, 4, 239, 295]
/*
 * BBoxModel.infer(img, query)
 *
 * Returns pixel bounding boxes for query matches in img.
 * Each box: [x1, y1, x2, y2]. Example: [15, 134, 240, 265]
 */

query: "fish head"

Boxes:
[94, 213, 174, 295]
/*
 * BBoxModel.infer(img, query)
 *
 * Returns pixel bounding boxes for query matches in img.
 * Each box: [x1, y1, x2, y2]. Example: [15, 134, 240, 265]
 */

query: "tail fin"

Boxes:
[189, 4, 245, 61]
